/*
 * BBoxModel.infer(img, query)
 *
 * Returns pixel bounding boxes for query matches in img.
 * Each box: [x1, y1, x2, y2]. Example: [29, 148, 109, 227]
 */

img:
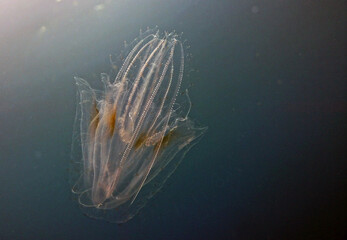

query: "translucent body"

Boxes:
[72, 30, 206, 223]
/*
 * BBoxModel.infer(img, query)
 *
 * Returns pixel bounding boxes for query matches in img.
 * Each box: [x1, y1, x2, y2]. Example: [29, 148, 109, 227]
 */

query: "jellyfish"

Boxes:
[71, 29, 207, 223]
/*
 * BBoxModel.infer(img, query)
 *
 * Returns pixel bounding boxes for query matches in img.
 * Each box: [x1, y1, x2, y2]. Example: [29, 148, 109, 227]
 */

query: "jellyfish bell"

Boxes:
[71, 29, 207, 223]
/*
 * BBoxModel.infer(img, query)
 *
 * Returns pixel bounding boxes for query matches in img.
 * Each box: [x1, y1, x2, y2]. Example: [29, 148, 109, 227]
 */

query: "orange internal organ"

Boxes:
[154, 129, 177, 153]
[106, 105, 117, 138]
[134, 133, 148, 150]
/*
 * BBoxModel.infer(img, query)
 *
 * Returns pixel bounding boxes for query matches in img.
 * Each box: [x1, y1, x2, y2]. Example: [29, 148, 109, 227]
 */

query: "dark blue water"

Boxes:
[0, 0, 345, 239]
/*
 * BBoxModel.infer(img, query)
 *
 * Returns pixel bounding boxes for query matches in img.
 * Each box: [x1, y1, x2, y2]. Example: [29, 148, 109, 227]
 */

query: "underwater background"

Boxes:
[0, 0, 345, 239]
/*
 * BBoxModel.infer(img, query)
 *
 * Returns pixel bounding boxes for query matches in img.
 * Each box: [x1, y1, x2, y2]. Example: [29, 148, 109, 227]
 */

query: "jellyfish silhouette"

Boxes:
[71, 29, 207, 223]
